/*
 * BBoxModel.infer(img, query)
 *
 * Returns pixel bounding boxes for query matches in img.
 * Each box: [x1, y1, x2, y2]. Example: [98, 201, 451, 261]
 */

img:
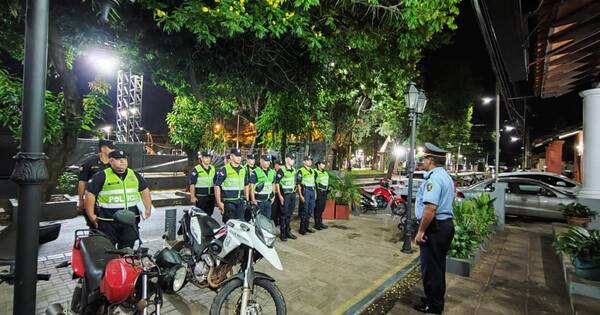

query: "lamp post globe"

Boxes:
[404, 81, 419, 110]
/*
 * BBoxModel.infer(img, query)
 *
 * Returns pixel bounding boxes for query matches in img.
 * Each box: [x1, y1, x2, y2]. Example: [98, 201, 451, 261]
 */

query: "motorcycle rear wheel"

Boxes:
[210, 278, 286, 315]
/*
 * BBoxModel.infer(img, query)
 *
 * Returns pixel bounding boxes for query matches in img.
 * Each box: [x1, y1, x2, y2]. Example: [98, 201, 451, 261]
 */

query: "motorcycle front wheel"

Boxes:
[210, 278, 286, 315]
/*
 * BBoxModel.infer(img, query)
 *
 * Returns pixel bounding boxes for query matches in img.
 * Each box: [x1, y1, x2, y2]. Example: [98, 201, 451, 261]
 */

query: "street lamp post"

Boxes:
[401, 82, 427, 253]
[11, 0, 49, 314]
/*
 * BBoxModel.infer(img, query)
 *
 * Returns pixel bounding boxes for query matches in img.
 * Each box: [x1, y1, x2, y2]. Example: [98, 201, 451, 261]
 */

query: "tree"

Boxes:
[0, 0, 115, 198]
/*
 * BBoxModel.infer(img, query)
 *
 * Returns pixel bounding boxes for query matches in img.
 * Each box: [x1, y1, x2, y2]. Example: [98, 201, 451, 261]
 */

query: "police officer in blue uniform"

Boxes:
[413, 143, 455, 314]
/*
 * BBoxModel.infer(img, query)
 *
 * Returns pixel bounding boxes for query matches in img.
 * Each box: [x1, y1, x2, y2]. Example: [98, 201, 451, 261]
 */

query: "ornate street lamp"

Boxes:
[401, 82, 427, 253]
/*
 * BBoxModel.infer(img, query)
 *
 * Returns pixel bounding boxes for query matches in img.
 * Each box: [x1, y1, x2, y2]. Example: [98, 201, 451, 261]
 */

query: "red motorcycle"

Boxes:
[50, 211, 187, 315]
[360, 179, 407, 217]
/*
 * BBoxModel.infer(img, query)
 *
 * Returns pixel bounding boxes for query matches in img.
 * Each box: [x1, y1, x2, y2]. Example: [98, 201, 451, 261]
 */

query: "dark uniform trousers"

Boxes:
[195, 195, 215, 217]
[299, 188, 316, 220]
[280, 193, 297, 228]
[257, 199, 272, 219]
[223, 199, 245, 223]
[271, 197, 281, 224]
[419, 219, 455, 310]
[97, 207, 140, 249]
[315, 190, 327, 221]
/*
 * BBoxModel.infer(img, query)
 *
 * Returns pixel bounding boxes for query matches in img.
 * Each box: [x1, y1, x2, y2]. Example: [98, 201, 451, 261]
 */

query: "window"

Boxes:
[523, 175, 576, 188]
[517, 184, 543, 195]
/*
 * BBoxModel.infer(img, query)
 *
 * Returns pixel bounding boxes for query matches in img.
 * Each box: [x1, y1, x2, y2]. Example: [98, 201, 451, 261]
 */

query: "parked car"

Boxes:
[457, 177, 575, 220]
[394, 171, 427, 198]
[498, 171, 581, 193]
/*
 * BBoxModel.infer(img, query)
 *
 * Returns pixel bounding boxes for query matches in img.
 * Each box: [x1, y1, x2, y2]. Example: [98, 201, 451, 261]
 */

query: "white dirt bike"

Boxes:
[173, 204, 286, 315]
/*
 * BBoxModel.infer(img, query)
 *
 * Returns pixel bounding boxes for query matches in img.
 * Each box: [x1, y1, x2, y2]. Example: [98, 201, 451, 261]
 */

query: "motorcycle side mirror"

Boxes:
[113, 210, 137, 227]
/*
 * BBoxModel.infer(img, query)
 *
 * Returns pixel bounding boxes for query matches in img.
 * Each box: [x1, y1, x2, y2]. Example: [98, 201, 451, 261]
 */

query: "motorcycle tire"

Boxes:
[70, 279, 82, 313]
[210, 278, 286, 315]
[391, 202, 406, 216]
[360, 204, 369, 214]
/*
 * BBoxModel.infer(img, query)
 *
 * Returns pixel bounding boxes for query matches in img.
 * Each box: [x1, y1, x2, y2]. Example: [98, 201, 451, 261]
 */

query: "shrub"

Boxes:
[449, 193, 496, 259]
[559, 202, 597, 219]
[554, 227, 600, 263]
[56, 171, 78, 194]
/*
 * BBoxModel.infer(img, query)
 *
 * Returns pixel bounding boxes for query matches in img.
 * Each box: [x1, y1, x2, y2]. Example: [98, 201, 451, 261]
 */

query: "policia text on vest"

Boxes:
[84, 150, 153, 248]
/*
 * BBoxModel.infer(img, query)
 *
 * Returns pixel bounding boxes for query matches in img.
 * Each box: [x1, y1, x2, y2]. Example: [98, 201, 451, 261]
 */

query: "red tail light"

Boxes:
[456, 191, 465, 198]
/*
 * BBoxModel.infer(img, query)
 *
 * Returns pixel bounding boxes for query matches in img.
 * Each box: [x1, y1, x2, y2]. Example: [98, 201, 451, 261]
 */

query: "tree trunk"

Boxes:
[184, 147, 196, 175]
[43, 28, 82, 201]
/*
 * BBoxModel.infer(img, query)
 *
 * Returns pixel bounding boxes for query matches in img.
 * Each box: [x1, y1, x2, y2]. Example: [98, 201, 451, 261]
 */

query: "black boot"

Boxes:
[318, 218, 328, 229]
[298, 220, 307, 235]
[286, 225, 297, 239]
[314, 217, 322, 230]
[279, 225, 287, 241]
[305, 218, 315, 233]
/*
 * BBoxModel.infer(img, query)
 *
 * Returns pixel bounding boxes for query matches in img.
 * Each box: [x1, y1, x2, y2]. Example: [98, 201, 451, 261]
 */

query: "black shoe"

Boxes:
[413, 303, 442, 314]
[317, 218, 328, 229]
[306, 226, 315, 233]
[280, 234, 287, 241]
[314, 223, 322, 230]
[286, 227, 297, 240]
[298, 222, 306, 235]
[420, 297, 428, 304]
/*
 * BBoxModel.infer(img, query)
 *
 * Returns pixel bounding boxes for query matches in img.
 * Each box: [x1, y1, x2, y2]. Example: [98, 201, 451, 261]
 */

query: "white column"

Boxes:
[578, 88, 600, 200]
[578, 88, 600, 229]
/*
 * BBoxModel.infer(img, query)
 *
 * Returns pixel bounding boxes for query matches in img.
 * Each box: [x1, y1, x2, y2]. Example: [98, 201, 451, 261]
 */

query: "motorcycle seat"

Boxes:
[79, 235, 119, 291]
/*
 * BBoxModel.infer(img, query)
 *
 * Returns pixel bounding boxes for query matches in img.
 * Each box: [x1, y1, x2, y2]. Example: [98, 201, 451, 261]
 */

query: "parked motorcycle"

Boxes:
[48, 210, 187, 315]
[360, 179, 407, 217]
[173, 204, 287, 315]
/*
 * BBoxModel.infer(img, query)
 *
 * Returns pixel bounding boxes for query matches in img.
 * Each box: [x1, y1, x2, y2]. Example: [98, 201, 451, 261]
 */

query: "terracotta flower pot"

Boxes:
[322, 199, 336, 220]
[335, 204, 350, 220]
[566, 216, 590, 227]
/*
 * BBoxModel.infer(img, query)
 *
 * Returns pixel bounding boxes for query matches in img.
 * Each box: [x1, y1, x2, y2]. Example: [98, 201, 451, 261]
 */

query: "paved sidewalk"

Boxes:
[387, 221, 571, 314]
[0, 213, 417, 314]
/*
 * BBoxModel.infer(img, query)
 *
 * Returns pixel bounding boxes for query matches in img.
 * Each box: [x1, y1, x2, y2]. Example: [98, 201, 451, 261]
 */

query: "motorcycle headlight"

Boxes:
[172, 266, 187, 292]
[255, 214, 277, 248]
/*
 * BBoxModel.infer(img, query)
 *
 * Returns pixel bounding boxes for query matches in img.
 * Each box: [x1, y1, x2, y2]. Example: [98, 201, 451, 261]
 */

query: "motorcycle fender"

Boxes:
[223, 220, 283, 271]
[219, 271, 276, 288]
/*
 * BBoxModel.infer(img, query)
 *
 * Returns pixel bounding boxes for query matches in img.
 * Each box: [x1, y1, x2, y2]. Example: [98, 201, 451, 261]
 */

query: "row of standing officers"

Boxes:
[189, 148, 330, 241]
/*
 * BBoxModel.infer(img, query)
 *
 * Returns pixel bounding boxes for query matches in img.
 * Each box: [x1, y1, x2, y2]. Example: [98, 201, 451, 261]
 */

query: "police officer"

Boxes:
[214, 148, 249, 222]
[78, 139, 115, 227]
[249, 155, 276, 218]
[413, 143, 455, 314]
[313, 160, 329, 230]
[297, 156, 316, 235]
[275, 153, 298, 241]
[85, 150, 153, 248]
[271, 157, 282, 225]
[245, 152, 257, 176]
[189, 150, 216, 216]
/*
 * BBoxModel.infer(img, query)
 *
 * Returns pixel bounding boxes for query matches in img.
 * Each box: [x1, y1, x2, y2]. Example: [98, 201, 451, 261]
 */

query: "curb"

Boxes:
[342, 256, 420, 315]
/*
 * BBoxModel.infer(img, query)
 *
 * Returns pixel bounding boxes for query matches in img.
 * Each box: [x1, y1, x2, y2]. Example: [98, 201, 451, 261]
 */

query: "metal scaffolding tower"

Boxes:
[116, 70, 143, 142]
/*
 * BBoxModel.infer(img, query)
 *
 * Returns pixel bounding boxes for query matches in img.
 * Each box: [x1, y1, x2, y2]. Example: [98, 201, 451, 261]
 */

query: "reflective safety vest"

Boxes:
[194, 164, 215, 196]
[221, 163, 246, 201]
[299, 167, 315, 188]
[315, 169, 329, 191]
[279, 166, 296, 194]
[253, 167, 275, 200]
[96, 168, 141, 219]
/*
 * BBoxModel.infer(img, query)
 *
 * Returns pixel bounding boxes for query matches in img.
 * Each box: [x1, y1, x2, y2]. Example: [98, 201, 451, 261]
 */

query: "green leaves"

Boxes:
[554, 227, 600, 263]
[166, 95, 215, 152]
[560, 202, 598, 219]
[449, 193, 497, 259]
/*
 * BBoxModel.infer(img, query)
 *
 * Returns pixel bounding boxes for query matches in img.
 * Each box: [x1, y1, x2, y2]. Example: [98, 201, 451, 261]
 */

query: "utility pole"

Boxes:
[11, 0, 49, 314]
[495, 85, 500, 181]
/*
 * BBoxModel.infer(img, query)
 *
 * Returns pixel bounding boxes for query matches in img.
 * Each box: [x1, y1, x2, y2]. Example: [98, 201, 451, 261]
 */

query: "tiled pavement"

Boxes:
[387, 221, 572, 315]
[0, 213, 417, 314]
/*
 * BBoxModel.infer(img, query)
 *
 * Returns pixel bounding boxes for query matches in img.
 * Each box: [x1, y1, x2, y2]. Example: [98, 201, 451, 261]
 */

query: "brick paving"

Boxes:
[387, 221, 571, 315]
[0, 213, 417, 314]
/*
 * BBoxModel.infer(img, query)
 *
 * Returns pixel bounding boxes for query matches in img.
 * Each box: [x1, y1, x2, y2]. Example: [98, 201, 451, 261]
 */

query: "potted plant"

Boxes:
[560, 202, 597, 226]
[321, 171, 337, 220]
[329, 172, 361, 220]
[554, 227, 600, 281]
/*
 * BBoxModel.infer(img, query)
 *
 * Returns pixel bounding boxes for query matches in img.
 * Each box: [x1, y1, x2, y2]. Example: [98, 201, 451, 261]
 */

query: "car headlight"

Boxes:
[172, 266, 187, 292]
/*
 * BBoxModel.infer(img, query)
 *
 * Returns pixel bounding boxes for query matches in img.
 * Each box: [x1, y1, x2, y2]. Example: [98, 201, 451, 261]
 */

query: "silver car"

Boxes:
[457, 177, 575, 220]
[498, 171, 581, 193]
